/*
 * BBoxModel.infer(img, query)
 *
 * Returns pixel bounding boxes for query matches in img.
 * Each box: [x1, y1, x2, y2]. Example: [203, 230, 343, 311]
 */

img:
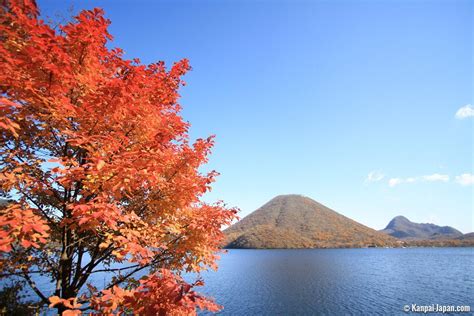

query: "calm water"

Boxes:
[193, 248, 474, 315]
[3, 248, 473, 315]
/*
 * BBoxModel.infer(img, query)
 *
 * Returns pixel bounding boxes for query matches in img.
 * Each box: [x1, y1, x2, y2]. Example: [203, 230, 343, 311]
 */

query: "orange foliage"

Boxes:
[0, 0, 237, 314]
[0, 204, 49, 252]
[90, 269, 221, 315]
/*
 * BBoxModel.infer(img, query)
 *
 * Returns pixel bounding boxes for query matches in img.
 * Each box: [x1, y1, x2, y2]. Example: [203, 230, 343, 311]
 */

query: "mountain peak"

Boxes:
[224, 195, 396, 248]
[270, 194, 310, 201]
[393, 215, 410, 221]
[385, 215, 411, 229]
[381, 216, 462, 240]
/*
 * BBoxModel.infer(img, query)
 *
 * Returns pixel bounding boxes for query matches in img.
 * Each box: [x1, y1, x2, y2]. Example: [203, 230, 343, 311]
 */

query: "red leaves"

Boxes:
[0, 98, 21, 137]
[1, 0, 238, 314]
[49, 296, 82, 315]
[0, 205, 49, 252]
[70, 201, 121, 231]
[91, 269, 220, 315]
[48, 296, 63, 308]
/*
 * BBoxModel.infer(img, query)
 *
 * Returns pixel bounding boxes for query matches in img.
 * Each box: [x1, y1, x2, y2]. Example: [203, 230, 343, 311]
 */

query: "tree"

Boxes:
[0, 280, 41, 315]
[0, 1, 237, 314]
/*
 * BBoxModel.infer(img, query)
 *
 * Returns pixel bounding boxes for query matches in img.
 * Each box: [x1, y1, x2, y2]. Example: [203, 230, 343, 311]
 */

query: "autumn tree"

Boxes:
[0, 0, 237, 314]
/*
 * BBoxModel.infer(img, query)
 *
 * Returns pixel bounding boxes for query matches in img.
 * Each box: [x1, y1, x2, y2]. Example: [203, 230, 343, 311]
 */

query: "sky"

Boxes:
[38, 0, 473, 232]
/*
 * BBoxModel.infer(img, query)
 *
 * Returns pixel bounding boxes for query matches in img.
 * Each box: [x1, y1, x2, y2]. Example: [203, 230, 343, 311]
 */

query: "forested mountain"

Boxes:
[224, 195, 397, 248]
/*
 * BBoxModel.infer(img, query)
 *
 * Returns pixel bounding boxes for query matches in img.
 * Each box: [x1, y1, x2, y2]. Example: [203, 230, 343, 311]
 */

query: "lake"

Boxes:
[193, 248, 474, 315]
[3, 248, 474, 315]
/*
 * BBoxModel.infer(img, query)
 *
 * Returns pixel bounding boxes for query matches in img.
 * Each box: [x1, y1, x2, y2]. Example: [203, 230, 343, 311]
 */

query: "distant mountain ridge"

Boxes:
[457, 232, 474, 240]
[224, 194, 397, 248]
[380, 215, 463, 240]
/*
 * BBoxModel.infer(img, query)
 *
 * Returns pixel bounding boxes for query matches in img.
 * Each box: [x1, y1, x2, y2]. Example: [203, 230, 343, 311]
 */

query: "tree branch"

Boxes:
[21, 268, 49, 306]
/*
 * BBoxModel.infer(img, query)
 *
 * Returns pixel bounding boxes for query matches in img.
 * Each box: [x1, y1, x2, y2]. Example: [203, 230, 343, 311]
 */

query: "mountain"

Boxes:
[380, 216, 463, 240]
[456, 232, 474, 241]
[224, 194, 397, 249]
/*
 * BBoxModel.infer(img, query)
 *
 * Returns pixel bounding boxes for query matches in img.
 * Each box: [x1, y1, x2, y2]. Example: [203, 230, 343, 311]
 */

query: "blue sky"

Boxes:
[38, 0, 473, 232]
